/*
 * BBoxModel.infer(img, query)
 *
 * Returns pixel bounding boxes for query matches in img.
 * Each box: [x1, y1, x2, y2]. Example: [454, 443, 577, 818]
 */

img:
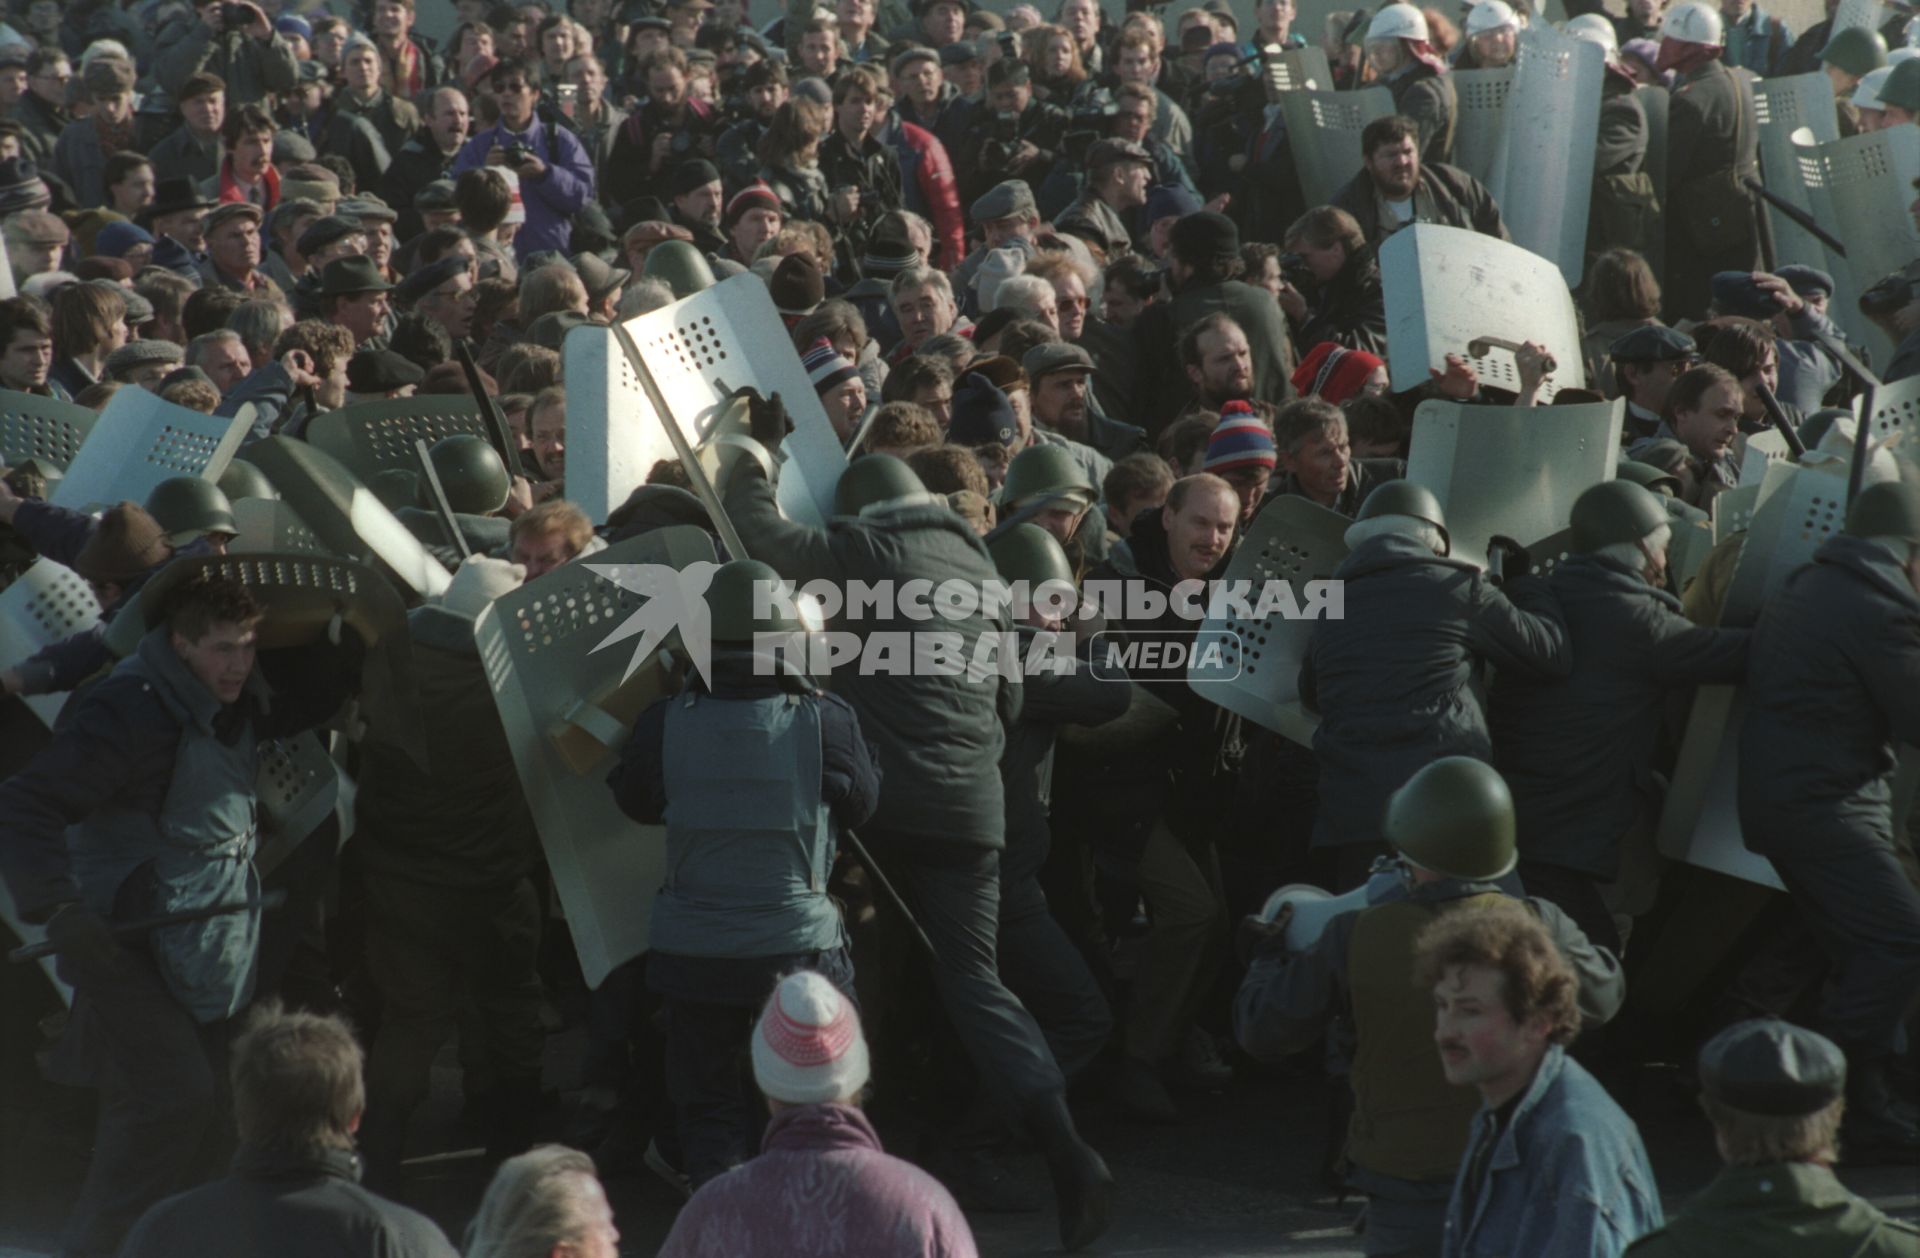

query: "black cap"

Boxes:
[319, 255, 394, 297]
[296, 214, 363, 258]
[347, 347, 426, 393]
[396, 254, 470, 305]
[1608, 324, 1696, 363]
[1168, 210, 1239, 264]
[1710, 271, 1778, 320]
[940, 40, 980, 65]
[1698, 1019, 1846, 1116]
[668, 159, 722, 198]
[1085, 137, 1152, 171]
[948, 371, 1017, 446]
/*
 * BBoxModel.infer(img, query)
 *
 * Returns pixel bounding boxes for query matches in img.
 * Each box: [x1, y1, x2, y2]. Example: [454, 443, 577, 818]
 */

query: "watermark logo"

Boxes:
[585, 568, 1340, 682]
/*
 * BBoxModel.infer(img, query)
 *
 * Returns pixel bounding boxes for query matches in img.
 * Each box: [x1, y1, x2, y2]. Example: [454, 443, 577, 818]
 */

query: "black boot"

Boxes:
[1842, 1052, 1920, 1165]
[1025, 1092, 1114, 1251]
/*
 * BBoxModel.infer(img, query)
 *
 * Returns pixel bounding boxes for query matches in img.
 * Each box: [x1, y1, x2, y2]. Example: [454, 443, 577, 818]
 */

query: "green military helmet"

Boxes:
[1355, 479, 1451, 555]
[1001, 443, 1097, 513]
[1823, 25, 1889, 78]
[1844, 478, 1920, 545]
[988, 522, 1076, 587]
[1383, 757, 1518, 881]
[1614, 459, 1683, 499]
[1571, 479, 1669, 552]
[217, 457, 277, 502]
[705, 558, 805, 642]
[1879, 56, 1920, 112]
[642, 240, 716, 299]
[833, 453, 937, 517]
[426, 434, 511, 516]
[143, 476, 238, 545]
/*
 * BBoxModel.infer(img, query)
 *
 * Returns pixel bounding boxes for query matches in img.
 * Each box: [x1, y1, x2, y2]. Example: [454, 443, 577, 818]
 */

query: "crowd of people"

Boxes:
[0, 0, 1918, 1252]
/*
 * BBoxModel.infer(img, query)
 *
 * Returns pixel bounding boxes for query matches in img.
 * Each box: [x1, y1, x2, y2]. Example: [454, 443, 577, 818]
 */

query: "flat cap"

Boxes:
[1085, 137, 1152, 170]
[1776, 264, 1835, 298]
[395, 254, 471, 304]
[105, 338, 184, 378]
[347, 347, 425, 392]
[415, 179, 457, 212]
[970, 179, 1036, 222]
[1710, 270, 1781, 320]
[1698, 1019, 1846, 1116]
[318, 254, 393, 296]
[940, 40, 981, 65]
[338, 195, 398, 225]
[1608, 323, 1696, 363]
[1022, 341, 1095, 380]
[296, 214, 363, 257]
[204, 202, 264, 233]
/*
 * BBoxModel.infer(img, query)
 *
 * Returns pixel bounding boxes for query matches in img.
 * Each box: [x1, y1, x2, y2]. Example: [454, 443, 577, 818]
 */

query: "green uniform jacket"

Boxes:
[1625, 1162, 1920, 1258]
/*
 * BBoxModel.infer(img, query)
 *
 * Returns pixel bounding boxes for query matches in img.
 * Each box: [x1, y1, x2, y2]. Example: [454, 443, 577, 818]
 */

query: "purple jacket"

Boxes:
[449, 116, 595, 262]
[656, 1104, 977, 1258]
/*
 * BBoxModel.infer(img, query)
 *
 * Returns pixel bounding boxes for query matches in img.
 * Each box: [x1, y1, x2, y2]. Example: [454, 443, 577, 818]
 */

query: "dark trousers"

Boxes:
[359, 874, 546, 1187]
[1772, 836, 1920, 1057]
[1519, 860, 1623, 956]
[53, 947, 229, 1258]
[998, 872, 1111, 1085]
[648, 946, 856, 1188]
[875, 835, 1066, 1111]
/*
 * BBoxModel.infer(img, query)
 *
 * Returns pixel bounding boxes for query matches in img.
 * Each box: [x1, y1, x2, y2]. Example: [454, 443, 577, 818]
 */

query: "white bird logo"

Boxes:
[585, 561, 723, 687]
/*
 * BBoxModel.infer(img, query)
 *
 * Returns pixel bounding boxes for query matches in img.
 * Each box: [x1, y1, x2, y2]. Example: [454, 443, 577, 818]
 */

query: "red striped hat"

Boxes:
[752, 971, 871, 1104]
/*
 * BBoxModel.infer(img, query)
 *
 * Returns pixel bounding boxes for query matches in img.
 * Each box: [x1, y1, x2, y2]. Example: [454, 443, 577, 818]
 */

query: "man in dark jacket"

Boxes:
[381, 87, 467, 237]
[1659, 4, 1762, 321]
[119, 1004, 458, 1258]
[351, 556, 550, 1191]
[1280, 205, 1387, 358]
[0, 572, 362, 1258]
[1301, 482, 1569, 888]
[1264, 398, 1403, 518]
[721, 416, 1113, 1251]
[1737, 479, 1920, 1161]
[1330, 114, 1507, 248]
[1490, 481, 1749, 952]
[1132, 211, 1298, 428]
[153, 0, 300, 103]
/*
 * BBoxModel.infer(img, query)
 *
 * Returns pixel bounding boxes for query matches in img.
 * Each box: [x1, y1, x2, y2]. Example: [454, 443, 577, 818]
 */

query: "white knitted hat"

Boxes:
[752, 971, 871, 1105]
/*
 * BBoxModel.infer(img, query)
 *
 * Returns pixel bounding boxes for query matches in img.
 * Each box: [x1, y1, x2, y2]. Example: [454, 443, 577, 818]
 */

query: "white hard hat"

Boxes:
[1466, 0, 1518, 37]
[1855, 63, 1893, 110]
[1661, 1, 1724, 46]
[1564, 12, 1618, 55]
[1367, 3, 1431, 43]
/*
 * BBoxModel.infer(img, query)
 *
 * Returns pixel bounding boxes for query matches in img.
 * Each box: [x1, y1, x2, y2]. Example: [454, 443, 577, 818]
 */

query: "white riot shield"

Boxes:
[1868, 373, 1920, 444]
[1264, 46, 1333, 93]
[243, 437, 451, 601]
[1753, 75, 1839, 282]
[254, 732, 341, 879]
[50, 388, 250, 512]
[1448, 67, 1515, 189]
[1795, 125, 1920, 366]
[1668, 516, 1716, 590]
[1834, 0, 1893, 34]
[0, 557, 99, 729]
[476, 526, 718, 987]
[566, 278, 844, 529]
[1711, 482, 1764, 544]
[1486, 26, 1603, 286]
[1277, 86, 1394, 212]
[0, 392, 97, 471]
[1379, 224, 1588, 398]
[1736, 429, 1792, 485]
[1405, 399, 1623, 564]
[230, 498, 329, 555]
[1718, 458, 1850, 627]
[1185, 495, 1350, 748]
[304, 397, 492, 484]
[1657, 685, 1785, 890]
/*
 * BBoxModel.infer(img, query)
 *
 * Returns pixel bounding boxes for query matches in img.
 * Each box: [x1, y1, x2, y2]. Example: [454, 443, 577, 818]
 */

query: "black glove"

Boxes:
[45, 902, 121, 976]
[1485, 534, 1531, 586]
[733, 387, 792, 451]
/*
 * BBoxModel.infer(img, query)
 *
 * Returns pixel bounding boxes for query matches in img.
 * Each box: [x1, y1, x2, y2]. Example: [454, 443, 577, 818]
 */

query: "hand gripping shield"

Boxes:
[1184, 495, 1351, 748]
[566, 274, 847, 530]
[0, 556, 99, 729]
[0, 393, 96, 472]
[1404, 399, 1622, 563]
[242, 436, 451, 601]
[1485, 24, 1604, 286]
[1276, 85, 1395, 212]
[1379, 224, 1588, 398]
[304, 396, 493, 485]
[49, 387, 250, 512]
[1447, 66, 1515, 188]
[475, 526, 719, 987]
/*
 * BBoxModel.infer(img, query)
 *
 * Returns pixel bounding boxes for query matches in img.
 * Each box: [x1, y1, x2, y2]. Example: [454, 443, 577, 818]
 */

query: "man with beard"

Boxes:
[667, 159, 727, 255]
[606, 47, 718, 212]
[1181, 313, 1254, 413]
[715, 61, 789, 189]
[1331, 114, 1506, 248]
[1023, 342, 1146, 464]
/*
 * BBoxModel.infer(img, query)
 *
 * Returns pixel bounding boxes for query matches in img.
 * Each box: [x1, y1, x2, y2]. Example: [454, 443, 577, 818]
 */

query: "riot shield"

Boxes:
[1184, 495, 1350, 748]
[1380, 224, 1588, 397]
[1657, 685, 1785, 891]
[1668, 515, 1716, 590]
[304, 396, 491, 485]
[1448, 67, 1515, 188]
[1486, 25, 1603, 286]
[1754, 74, 1839, 278]
[243, 436, 452, 601]
[253, 732, 341, 880]
[1868, 373, 1920, 445]
[1795, 124, 1920, 367]
[1833, 0, 1893, 34]
[230, 498, 329, 555]
[1263, 46, 1333, 93]
[0, 392, 97, 471]
[1718, 458, 1850, 627]
[50, 388, 250, 512]
[1277, 86, 1394, 212]
[1736, 429, 1793, 485]
[1711, 482, 1764, 545]
[476, 526, 718, 987]
[0, 557, 99, 729]
[1404, 399, 1623, 565]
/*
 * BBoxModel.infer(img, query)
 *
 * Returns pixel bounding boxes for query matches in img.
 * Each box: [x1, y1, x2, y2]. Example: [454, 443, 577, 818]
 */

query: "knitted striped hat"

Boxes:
[1204, 402, 1276, 474]
[1290, 341, 1386, 406]
[803, 338, 859, 395]
[752, 971, 871, 1104]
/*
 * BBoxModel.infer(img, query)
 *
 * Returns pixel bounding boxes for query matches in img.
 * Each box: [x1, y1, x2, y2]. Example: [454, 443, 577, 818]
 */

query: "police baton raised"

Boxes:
[1752, 382, 1807, 458]
[454, 339, 524, 476]
[841, 829, 939, 964]
[9, 889, 289, 963]
[413, 437, 473, 560]
[1742, 177, 1848, 258]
